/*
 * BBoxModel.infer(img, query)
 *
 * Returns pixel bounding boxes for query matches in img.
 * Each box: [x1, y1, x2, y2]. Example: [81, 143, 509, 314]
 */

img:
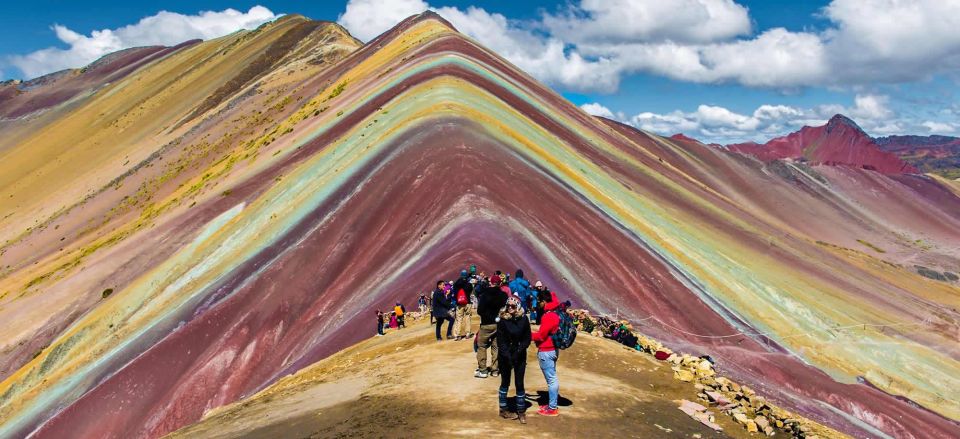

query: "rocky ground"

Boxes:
[166, 314, 843, 438]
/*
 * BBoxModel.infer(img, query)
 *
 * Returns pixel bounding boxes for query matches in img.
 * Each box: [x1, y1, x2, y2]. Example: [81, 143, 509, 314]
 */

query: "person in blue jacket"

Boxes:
[508, 269, 532, 310]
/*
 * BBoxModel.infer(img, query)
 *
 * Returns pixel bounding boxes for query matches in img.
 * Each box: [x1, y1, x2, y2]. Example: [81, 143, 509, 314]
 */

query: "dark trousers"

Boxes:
[498, 356, 526, 412]
[435, 314, 454, 339]
[377, 321, 384, 335]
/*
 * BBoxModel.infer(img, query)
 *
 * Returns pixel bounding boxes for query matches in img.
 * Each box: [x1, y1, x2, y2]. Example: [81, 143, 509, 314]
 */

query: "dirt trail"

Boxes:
[168, 316, 759, 438]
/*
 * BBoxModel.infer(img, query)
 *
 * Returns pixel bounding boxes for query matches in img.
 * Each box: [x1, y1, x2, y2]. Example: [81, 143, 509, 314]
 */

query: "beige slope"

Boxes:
[167, 316, 814, 439]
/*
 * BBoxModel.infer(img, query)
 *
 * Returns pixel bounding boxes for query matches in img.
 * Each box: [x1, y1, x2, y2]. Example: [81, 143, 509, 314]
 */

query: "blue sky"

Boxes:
[2, 0, 958, 142]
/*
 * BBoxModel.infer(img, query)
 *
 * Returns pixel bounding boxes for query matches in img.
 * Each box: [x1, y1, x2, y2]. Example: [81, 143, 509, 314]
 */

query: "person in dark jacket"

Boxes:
[475, 280, 508, 378]
[535, 287, 552, 325]
[375, 309, 385, 336]
[497, 296, 532, 423]
[432, 280, 455, 341]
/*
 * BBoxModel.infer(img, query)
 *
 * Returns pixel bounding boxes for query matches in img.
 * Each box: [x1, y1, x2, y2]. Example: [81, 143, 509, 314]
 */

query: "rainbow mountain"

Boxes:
[0, 11, 958, 438]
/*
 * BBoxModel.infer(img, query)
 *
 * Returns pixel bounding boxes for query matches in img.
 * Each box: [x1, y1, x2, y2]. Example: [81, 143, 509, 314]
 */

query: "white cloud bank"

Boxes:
[338, 0, 960, 93]
[580, 93, 916, 143]
[7, 6, 278, 79]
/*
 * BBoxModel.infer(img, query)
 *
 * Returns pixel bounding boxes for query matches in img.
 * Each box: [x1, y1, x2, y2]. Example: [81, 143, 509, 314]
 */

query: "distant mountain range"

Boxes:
[677, 115, 959, 178]
[874, 134, 960, 178]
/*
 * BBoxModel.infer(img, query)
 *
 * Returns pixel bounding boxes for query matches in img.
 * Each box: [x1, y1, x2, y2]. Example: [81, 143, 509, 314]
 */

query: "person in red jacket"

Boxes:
[532, 291, 561, 416]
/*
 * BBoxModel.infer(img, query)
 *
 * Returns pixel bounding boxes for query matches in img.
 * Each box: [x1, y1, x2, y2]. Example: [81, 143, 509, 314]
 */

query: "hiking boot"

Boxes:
[499, 409, 518, 420]
[537, 406, 559, 417]
[518, 412, 527, 424]
[474, 369, 489, 378]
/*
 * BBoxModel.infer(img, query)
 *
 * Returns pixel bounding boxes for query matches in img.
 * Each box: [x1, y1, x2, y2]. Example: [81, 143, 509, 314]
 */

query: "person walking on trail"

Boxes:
[497, 296, 532, 424]
[394, 302, 406, 328]
[452, 270, 475, 341]
[375, 309, 385, 336]
[432, 280, 455, 341]
[508, 269, 532, 310]
[475, 276, 508, 378]
[533, 291, 562, 416]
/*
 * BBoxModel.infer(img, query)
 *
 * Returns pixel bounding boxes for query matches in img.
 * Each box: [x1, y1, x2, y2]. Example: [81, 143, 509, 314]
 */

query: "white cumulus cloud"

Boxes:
[337, 0, 428, 41]
[588, 94, 912, 143]
[922, 121, 956, 134]
[336, 0, 960, 93]
[7, 6, 278, 79]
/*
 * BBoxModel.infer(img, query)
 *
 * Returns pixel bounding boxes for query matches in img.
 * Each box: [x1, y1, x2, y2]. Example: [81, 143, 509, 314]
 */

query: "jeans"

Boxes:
[377, 321, 384, 335]
[435, 314, 454, 339]
[498, 357, 526, 412]
[476, 324, 498, 371]
[538, 350, 559, 409]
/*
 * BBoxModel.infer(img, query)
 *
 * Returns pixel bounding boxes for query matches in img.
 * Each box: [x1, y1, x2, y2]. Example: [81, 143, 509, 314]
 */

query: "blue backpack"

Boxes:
[551, 309, 577, 350]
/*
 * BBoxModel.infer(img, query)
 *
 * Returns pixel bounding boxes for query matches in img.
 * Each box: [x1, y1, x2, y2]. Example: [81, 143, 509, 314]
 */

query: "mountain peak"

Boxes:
[727, 115, 918, 174]
[825, 113, 867, 136]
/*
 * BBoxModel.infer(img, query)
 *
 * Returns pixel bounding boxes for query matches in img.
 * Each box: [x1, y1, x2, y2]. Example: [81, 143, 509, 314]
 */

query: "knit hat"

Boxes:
[500, 296, 524, 319]
[490, 275, 502, 285]
[534, 280, 543, 288]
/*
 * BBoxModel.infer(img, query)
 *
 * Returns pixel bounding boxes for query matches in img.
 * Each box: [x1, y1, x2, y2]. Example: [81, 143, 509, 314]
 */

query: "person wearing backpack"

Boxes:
[496, 296, 532, 423]
[394, 302, 406, 328]
[532, 291, 562, 416]
[452, 270, 474, 341]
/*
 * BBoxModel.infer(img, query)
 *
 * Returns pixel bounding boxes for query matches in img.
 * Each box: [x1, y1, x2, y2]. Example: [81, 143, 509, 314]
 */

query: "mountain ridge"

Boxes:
[0, 11, 958, 439]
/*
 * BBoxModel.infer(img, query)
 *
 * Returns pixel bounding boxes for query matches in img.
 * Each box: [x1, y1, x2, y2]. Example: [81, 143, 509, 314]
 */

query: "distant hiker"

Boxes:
[497, 296, 532, 424]
[533, 292, 562, 416]
[418, 294, 428, 314]
[476, 276, 508, 378]
[376, 309, 385, 336]
[528, 281, 543, 321]
[508, 269, 532, 309]
[469, 263, 478, 277]
[389, 311, 399, 329]
[432, 280, 455, 340]
[453, 270, 475, 341]
[394, 302, 406, 328]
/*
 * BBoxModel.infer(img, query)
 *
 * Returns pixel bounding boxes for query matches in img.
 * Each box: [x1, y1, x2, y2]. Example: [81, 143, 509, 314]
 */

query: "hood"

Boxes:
[543, 292, 560, 311]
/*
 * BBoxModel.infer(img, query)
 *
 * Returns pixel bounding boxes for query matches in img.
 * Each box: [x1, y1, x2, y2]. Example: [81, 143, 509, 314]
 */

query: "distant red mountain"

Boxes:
[726, 114, 918, 175]
[875, 135, 960, 178]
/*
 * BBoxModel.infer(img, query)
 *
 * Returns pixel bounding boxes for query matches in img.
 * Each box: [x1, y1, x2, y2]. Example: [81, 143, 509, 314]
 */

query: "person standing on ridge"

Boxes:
[533, 291, 562, 416]
[432, 280, 455, 341]
[476, 275, 508, 378]
[497, 296, 532, 423]
[452, 270, 474, 341]
[418, 294, 428, 315]
[509, 269, 531, 310]
[375, 309, 385, 336]
[394, 302, 406, 329]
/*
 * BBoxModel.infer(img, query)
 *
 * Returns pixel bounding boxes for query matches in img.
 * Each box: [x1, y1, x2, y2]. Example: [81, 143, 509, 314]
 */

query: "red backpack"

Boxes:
[456, 289, 469, 306]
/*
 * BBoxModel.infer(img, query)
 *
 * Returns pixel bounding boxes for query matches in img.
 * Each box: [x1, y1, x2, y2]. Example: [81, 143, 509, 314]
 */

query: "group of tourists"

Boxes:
[375, 302, 406, 336]
[431, 265, 572, 423]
